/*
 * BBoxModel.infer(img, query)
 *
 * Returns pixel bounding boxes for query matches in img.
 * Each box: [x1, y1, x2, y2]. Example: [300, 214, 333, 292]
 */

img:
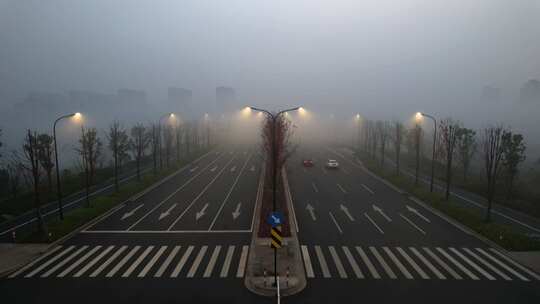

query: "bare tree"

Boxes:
[482, 125, 505, 222]
[130, 123, 150, 181]
[184, 123, 191, 156]
[175, 123, 182, 163]
[391, 121, 404, 175]
[406, 124, 423, 186]
[376, 121, 390, 168]
[6, 152, 23, 199]
[37, 133, 55, 195]
[76, 127, 102, 206]
[456, 127, 477, 183]
[21, 130, 48, 237]
[107, 121, 129, 192]
[501, 131, 526, 201]
[149, 123, 159, 174]
[163, 125, 174, 168]
[439, 118, 461, 200]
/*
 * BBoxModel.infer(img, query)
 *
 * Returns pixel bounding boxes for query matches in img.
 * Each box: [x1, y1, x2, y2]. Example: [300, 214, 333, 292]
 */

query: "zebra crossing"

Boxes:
[300, 245, 540, 282]
[8, 244, 250, 280]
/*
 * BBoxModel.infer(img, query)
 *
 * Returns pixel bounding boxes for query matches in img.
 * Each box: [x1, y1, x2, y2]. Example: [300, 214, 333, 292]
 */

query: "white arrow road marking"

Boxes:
[362, 184, 374, 194]
[232, 202, 242, 220]
[189, 166, 199, 173]
[364, 213, 384, 234]
[406, 205, 431, 223]
[372, 204, 392, 222]
[210, 166, 217, 172]
[159, 203, 177, 221]
[121, 204, 144, 220]
[306, 204, 316, 221]
[250, 165, 255, 172]
[337, 183, 348, 194]
[329, 212, 343, 234]
[196, 203, 209, 220]
[340, 204, 355, 221]
[311, 182, 319, 193]
[230, 166, 237, 172]
[400, 213, 426, 235]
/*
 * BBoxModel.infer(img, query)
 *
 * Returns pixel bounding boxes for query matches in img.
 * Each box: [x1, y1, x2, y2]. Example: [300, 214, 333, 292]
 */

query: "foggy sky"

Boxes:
[1, 0, 539, 127]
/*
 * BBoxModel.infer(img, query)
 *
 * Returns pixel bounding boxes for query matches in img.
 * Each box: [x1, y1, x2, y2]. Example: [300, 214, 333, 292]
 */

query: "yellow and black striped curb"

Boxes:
[270, 227, 283, 249]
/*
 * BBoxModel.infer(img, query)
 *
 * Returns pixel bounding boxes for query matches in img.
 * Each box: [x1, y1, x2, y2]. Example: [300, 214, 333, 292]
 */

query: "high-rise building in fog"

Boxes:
[215, 86, 236, 113]
[481, 85, 501, 103]
[167, 87, 193, 116]
[519, 79, 540, 104]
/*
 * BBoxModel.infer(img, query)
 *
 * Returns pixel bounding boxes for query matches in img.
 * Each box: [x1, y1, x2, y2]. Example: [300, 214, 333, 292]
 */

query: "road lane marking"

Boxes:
[340, 204, 355, 221]
[364, 213, 384, 234]
[230, 166, 236, 172]
[462, 248, 510, 281]
[190, 166, 199, 173]
[232, 202, 242, 220]
[329, 246, 348, 279]
[399, 213, 426, 235]
[236, 245, 249, 278]
[209, 153, 252, 230]
[311, 182, 319, 193]
[476, 248, 529, 281]
[91, 246, 127, 277]
[195, 203, 209, 221]
[383, 247, 413, 279]
[449, 248, 495, 280]
[489, 248, 540, 280]
[203, 246, 221, 278]
[121, 204, 145, 220]
[396, 247, 429, 279]
[220, 246, 235, 278]
[210, 166, 217, 172]
[372, 204, 392, 222]
[362, 184, 374, 194]
[301, 245, 315, 278]
[171, 246, 194, 278]
[355, 246, 380, 279]
[187, 246, 208, 278]
[329, 212, 343, 234]
[138, 246, 167, 277]
[306, 204, 317, 221]
[410, 247, 446, 279]
[9, 246, 62, 278]
[75, 245, 114, 277]
[436, 247, 478, 280]
[42, 246, 88, 278]
[423, 247, 462, 280]
[126, 153, 224, 230]
[122, 246, 154, 277]
[314, 246, 331, 278]
[58, 246, 101, 277]
[342, 246, 364, 279]
[168, 155, 237, 231]
[337, 183, 348, 194]
[406, 205, 431, 223]
[155, 246, 180, 278]
[106, 246, 140, 277]
[369, 247, 396, 279]
[25, 246, 75, 278]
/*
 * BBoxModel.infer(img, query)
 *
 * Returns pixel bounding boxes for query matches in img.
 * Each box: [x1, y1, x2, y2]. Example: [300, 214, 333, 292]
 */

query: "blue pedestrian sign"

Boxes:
[267, 212, 283, 227]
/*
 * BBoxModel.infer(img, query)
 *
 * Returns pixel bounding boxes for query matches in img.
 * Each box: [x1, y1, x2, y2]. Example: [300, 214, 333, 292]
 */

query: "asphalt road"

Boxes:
[1, 143, 539, 303]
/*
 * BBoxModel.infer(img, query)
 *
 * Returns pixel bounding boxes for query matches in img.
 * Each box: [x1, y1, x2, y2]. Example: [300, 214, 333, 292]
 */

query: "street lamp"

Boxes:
[158, 113, 175, 170]
[417, 112, 437, 192]
[249, 105, 300, 290]
[53, 112, 81, 220]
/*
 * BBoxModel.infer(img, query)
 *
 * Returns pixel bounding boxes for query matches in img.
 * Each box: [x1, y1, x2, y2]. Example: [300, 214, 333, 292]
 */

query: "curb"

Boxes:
[244, 164, 306, 297]
[0, 149, 213, 278]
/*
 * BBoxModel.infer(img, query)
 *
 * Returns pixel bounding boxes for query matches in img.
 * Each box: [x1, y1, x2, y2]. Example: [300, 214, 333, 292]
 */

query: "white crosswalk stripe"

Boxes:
[10, 244, 538, 282]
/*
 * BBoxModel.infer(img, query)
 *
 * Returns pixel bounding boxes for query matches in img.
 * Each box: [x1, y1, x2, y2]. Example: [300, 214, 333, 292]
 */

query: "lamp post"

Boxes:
[53, 112, 81, 220]
[158, 113, 175, 170]
[249, 106, 300, 291]
[418, 112, 437, 192]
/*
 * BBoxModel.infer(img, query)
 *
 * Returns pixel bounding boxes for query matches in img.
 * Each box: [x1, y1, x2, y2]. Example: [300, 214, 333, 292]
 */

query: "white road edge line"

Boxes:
[399, 213, 426, 235]
[329, 212, 343, 234]
[364, 213, 384, 234]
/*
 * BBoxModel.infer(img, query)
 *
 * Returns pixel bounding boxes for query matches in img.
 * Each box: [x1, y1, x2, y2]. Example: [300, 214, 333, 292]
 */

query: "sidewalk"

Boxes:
[0, 243, 50, 277]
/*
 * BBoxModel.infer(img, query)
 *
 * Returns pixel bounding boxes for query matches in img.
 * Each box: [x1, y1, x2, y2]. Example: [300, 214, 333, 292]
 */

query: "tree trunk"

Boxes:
[445, 154, 452, 200]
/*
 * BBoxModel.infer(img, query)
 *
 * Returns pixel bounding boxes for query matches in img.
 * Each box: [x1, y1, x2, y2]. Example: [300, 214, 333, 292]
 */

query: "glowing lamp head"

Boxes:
[415, 112, 423, 121]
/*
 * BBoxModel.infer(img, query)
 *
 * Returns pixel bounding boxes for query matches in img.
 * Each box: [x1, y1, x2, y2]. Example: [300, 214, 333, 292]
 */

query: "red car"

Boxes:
[303, 159, 314, 167]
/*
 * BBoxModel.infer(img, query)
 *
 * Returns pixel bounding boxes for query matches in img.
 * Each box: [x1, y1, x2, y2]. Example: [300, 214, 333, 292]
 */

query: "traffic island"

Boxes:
[245, 166, 306, 297]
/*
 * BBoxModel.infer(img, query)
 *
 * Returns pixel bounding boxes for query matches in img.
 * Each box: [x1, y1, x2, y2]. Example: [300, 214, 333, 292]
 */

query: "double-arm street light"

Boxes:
[249, 105, 301, 289]
[158, 113, 175, 170]
[417, 112, 437, 192]
[53, 112, 81, 220]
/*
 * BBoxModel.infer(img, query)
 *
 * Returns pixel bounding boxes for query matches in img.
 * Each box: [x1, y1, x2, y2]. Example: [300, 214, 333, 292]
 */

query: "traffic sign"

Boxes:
[270, 227, 283, 249]
[267, 212, 283, 227]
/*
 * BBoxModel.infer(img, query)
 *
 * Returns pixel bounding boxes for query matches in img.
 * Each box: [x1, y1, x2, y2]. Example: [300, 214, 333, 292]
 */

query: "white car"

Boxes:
[326, 159, 339, 168]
